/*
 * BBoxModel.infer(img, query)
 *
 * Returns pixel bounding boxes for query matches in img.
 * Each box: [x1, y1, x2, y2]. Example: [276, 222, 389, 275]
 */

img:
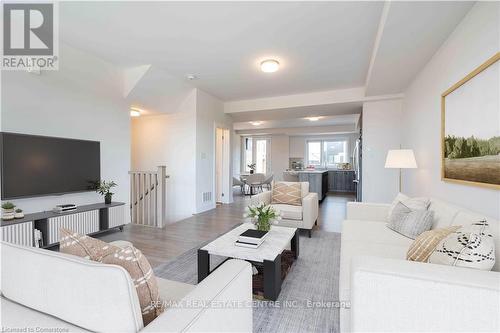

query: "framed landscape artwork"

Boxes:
[441, 52, 500, 189]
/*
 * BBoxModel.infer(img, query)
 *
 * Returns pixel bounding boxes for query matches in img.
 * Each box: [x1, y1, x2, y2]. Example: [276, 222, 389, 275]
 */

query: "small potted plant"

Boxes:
[14, 208, 24, 219]
[2, 202, 16, 220]
[244, 202, 281, 231]
[247, 163, 256, 174]
[93, 180, 117, 204]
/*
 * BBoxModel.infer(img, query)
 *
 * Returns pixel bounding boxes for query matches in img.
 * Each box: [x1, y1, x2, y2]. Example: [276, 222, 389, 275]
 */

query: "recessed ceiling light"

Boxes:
[260, 59, 280, 73]
[186, 74, 198, 80]
[306, 116, 321, 121]
[250, 121, 263, 126]
[130, 108, 142, 117]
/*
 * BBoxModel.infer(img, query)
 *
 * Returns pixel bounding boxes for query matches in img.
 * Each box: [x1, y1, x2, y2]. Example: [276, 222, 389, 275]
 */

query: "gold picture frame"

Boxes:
[441, 52, 500, 190]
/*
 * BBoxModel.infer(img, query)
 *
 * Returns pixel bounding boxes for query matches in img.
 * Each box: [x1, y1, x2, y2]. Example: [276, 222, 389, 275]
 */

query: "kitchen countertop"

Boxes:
[285, 169, 353, 173]
[297, 170, 328, 174]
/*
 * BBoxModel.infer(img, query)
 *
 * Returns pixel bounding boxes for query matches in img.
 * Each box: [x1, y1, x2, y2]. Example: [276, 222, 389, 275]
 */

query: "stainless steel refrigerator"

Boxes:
[352, 137, 362, 202]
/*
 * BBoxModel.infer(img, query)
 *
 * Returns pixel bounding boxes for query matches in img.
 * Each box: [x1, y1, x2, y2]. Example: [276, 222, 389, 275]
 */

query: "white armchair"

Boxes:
[251, 181, 319, 237]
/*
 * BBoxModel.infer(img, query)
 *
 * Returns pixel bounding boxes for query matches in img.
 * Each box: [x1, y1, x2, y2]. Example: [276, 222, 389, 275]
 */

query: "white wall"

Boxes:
[1, 43, 130, 218]
[402, 2, 500, 219]
[362, 99, 403, 203]
[131, 88, 232, 220]
[131, 90, 197, 223]
[195, 89, 233, 212]
[232, 132, 241, 176]
[270, 135, 290, 181]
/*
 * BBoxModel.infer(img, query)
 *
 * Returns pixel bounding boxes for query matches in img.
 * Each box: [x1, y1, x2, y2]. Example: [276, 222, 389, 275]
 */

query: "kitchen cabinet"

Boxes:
[298, 171, 328, 201]
[328, 171, 356, 193]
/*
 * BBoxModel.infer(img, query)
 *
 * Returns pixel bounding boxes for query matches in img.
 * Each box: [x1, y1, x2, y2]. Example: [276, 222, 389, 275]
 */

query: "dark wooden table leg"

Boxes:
[291, 229, 299, 259]
[264, 254, 282, 301]
[198, 249, 210, 283]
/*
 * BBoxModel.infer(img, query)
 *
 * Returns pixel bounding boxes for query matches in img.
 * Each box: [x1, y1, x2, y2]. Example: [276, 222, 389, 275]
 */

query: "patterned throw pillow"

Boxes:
[388, 193, 430, 219]
[387, 201, 434, 239]
[60, 228, 118, 261]
[407, 225, 461, 262]
[271, 182, 302, 206]
[101, 245, 163, 325]
[59, 228, 163, 325]
[429, 221, 496, 271]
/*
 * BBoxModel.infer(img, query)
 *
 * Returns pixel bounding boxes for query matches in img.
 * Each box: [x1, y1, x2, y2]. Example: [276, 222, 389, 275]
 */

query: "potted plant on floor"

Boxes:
[2, 202, 16, 220]
[247, 163, 256, 174]
[245, 202, 281, 231]
[93, 180, 117, 204]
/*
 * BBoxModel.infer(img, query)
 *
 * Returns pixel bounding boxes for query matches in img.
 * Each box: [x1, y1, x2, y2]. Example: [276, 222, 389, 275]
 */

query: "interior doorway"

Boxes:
[215, 127, 230, 204]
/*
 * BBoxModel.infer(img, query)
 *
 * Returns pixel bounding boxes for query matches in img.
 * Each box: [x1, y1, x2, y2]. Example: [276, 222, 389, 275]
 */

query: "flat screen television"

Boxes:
[0, 132, 100, 199]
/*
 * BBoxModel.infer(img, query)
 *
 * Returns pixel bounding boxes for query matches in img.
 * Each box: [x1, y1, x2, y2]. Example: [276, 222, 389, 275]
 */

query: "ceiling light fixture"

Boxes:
[130, 108, 142, 117]
[260, 59, 280, 73]
[250, 121, 263, 126]
[186, 74, 198, 80]
[306, 116, 321, 121]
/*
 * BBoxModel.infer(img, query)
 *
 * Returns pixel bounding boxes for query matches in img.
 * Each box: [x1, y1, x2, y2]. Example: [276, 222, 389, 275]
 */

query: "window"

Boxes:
[307, 141, 322, 166]
[306, 139, 349, 168]
[242, 137, 271, 174]
[255, 139, 267, 173]
[324, 140, 348, 166]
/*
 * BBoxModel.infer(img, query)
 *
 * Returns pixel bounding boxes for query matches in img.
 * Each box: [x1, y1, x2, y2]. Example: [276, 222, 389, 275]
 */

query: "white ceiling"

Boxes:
[365, 1, 473, 95]
[234, 113, 360, 131]
[125, 66, 194, 115]
[60, 1, 383, 101]
[230, 100, 362, 121]
[59, 1, 473, 125]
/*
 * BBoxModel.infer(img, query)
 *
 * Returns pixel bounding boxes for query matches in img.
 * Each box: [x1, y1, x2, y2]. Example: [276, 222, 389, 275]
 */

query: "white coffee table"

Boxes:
[198, 224, 299, 300]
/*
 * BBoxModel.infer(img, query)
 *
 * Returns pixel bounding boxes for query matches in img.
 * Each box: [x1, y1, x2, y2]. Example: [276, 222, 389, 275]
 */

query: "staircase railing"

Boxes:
[129, 166, 168, 227]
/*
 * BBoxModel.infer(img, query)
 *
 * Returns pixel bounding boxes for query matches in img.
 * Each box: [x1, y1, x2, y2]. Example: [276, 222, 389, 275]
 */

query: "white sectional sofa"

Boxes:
[0, 241, 252, 333]
[340, 198, 500, 332]
[251, 181, 319, 237]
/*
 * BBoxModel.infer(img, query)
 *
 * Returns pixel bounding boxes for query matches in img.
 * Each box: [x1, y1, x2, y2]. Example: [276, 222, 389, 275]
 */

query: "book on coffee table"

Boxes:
[236, 229, 269, 248]
[234, 240, 262, 249]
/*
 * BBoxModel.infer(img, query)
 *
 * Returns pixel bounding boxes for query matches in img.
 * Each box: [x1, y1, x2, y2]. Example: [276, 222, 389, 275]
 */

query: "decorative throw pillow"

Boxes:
[59, 228, 118, 261]
[101, 245, 163, 325]
[387, 202, 434, 239]
[429, 221, 496, 271]
[272, 182, 302, 206]
[407, 225, 461, 262]
[59, 228, 163, 325]
[388, 193, 430, 219]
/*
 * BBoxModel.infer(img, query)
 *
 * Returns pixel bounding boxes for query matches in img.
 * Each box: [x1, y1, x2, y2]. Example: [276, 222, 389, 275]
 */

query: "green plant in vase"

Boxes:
[245, 202, 281, 231]
[247, 163, 256, 174]
[92, 180, 117, 204]
[2, 202, 16, 220]
[14, 208, 24, 219]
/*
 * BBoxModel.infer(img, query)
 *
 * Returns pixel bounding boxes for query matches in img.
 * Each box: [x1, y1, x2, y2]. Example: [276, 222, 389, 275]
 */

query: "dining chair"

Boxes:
[245, 173, 265, 195]
[262, 174, 274, 190]
[232, 176, 245, 194]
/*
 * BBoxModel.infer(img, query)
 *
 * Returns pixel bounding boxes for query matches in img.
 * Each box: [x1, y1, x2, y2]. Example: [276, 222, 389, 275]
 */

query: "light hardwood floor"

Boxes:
[97, 190, 354, 268]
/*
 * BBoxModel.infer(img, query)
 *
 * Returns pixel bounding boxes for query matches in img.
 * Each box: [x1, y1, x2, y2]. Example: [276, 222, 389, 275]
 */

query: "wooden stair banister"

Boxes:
[128, 166, 168, 227]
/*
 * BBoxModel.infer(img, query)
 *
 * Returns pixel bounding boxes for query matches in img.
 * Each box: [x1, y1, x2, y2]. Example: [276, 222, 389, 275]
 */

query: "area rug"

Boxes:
[153, 230, 342, 333]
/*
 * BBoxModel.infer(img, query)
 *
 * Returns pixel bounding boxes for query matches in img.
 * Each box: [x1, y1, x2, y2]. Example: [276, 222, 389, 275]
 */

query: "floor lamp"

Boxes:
[385, 149, 417, 193]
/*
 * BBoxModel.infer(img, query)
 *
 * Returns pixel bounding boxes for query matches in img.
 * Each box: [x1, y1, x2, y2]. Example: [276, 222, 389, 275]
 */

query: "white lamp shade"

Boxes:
[385, 149, 417, 169]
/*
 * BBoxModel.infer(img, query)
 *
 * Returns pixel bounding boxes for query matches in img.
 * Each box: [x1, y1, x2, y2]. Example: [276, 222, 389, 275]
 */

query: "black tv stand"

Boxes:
[0, 202, 126, 249]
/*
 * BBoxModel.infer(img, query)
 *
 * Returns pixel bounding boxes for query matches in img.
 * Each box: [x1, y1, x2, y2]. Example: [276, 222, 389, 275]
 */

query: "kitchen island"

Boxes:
[297, 170, 328, 201]
[283, 169, 356, 201]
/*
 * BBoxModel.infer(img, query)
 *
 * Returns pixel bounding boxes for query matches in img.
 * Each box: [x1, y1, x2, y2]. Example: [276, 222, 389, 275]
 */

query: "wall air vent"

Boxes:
[202, 192, 212, 203]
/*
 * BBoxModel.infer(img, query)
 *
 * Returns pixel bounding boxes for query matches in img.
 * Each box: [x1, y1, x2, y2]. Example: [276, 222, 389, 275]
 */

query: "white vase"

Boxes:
[14, 212, 24, 219]
[2, 209, 15, 220]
